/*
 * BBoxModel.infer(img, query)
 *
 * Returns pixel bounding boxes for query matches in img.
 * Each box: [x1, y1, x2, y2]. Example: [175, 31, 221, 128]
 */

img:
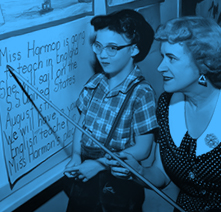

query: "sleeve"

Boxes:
[76, 88, 93, 115]
[132, 85, 159, 136]
[76, 74, 101, 115]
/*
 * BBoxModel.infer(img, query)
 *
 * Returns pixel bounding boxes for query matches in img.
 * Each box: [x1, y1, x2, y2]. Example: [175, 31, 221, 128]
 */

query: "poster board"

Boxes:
[0, 7, 95, 212]
[0, 0, 94, 40]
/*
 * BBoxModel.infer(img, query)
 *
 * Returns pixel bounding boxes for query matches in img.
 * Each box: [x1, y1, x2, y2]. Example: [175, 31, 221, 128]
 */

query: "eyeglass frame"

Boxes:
[92, 42, 135, 57]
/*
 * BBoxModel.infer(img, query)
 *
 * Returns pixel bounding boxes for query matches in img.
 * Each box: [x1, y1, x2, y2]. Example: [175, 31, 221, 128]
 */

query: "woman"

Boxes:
[64, 9, 158, 212]
[107, 16, 221, 212]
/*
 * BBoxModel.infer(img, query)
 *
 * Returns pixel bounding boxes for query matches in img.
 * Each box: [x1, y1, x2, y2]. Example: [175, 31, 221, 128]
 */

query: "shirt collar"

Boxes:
[116, 66, 142, 91]
[84, 66, 144, 96]
[108, 66, 144, 97]
[84, 73, 105, 89]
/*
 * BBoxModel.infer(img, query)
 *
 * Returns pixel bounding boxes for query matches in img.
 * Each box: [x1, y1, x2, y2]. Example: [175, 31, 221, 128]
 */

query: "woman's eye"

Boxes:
[165, 53, 178, 62]
[168, 56, 177, 62]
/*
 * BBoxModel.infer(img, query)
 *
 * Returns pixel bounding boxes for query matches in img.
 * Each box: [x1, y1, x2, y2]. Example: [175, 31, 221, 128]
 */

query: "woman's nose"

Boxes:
[157, 59, 168, 73]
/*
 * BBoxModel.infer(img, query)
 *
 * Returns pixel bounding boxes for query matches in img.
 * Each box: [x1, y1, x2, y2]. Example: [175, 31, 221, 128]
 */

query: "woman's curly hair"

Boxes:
[155, 16, 221, 89]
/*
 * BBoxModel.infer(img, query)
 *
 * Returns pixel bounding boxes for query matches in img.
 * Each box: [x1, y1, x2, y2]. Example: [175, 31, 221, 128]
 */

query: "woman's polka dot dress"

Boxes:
[156, 92, 221, 212]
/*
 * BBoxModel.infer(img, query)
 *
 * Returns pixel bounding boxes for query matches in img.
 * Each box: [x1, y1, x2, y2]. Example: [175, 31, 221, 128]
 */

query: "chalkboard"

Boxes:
[0, 16, 95, 211]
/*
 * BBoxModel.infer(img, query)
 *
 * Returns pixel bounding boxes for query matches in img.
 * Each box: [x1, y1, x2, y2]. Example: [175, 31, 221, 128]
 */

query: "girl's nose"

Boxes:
[100, 47, 108, 58]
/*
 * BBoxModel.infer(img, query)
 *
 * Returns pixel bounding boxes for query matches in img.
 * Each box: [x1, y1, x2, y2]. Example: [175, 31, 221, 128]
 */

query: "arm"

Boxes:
[108, 143, 170, 189]
[65, 110, 108, 180]
[66, 113, 85, 167]
[126, 85, 158, 161]
[64, 115, 108, 181]
[122, 132, 155, 161]
[140, 143, 171, 188]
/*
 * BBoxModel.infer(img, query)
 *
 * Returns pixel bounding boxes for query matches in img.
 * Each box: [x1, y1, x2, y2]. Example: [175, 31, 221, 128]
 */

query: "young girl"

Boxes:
[64, 9, 158, 212]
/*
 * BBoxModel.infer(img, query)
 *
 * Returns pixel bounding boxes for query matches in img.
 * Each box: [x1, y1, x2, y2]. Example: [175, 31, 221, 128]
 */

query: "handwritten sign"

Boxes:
[0, 17, 93, 191]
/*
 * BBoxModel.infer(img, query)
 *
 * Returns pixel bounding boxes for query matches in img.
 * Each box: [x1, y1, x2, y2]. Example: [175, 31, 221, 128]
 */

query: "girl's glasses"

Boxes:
[92, 42, 134, 57]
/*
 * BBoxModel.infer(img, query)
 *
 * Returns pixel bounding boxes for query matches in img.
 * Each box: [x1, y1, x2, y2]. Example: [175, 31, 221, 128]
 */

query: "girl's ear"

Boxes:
[131, 45, 139, 57]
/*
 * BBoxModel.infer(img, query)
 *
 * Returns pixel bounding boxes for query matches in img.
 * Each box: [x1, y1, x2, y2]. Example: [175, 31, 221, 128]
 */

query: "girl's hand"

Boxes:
[64, 159, 105, 182]
[64, 154, 81, 178]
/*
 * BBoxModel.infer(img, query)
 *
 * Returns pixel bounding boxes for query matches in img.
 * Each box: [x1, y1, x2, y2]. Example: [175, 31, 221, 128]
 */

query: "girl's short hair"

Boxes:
[155, 16, 221, 89]
[91, 9, 154, 63]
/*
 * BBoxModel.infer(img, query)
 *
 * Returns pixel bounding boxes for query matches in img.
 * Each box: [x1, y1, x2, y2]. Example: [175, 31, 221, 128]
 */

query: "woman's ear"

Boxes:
[131, 45, 139, 57]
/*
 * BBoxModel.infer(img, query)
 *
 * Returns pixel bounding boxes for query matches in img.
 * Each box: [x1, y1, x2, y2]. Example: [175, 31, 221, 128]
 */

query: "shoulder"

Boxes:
[156, 92, 173, 120]
[78, 73, 104, 98]
[84, 73, 105, 89]
[157, 92, 173, 108]
[134, 80, 156, 99]
[132, 80, 157, 111]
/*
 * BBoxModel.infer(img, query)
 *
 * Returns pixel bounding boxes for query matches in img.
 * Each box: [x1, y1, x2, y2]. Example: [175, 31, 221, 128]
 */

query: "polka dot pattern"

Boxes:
[156, 92, 221, 212]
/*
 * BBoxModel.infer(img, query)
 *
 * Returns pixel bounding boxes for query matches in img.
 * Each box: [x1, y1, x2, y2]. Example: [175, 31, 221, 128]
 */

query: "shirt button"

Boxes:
[188, 171, 195, 179]
[200, 190, 206, 195]
[204, 206, 210, 211]
[96, 120, 102, 124]
[103, 98, 108, 102]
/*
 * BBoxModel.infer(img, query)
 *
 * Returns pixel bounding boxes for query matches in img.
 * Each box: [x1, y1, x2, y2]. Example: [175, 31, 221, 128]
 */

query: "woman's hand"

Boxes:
[64, 159, 106, 182]
[105, 152, 143, 180]
[106, 145, 171, 189]
[64, 154, 81, 178]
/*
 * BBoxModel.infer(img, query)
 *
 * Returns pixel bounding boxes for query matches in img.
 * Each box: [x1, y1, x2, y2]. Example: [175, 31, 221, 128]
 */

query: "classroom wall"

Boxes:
[160, 0, 179, 23]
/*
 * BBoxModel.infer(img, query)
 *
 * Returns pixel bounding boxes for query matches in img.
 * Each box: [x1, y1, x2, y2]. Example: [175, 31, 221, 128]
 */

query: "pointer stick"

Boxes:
[6, 65, 186, 212]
